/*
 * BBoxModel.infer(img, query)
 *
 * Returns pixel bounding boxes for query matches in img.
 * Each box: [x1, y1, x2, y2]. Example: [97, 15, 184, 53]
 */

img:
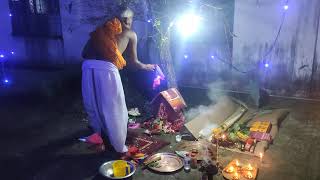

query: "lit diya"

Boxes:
[245, 171, 253, 179]
[246, 163, 253, 171]
[225, 165, 235, 173]
[259, 153, 263, 163]
[233, 172, 240, 180]
[221, 134, 226, 140]
[222, 159, 258, 180]
[235, 159, 240, 167]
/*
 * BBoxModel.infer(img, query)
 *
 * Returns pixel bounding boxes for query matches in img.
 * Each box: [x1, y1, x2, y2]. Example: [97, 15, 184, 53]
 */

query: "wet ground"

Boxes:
[0, 68, 319, 180]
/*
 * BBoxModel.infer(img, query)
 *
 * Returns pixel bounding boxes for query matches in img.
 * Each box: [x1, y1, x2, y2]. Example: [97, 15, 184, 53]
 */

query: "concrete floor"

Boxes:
[0, 69, 319, 180]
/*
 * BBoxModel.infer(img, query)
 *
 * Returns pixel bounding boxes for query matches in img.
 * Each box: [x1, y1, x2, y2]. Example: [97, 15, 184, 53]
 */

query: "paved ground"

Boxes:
[0, 69, 319, 180]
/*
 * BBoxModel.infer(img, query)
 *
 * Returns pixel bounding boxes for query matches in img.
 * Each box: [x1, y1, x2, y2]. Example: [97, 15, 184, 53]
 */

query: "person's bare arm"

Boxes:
[128, 31, 155, 71]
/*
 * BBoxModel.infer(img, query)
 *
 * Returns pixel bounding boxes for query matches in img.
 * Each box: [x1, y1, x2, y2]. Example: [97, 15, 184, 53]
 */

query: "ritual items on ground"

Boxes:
[249, 132, 272, 142]
[144, 153, 184, 173]
[128, 122, 141, 129]
[222, 159, 258, 180]
[212, 133, 237, 149]
[143, 117, 179, 134]
[185, 96, 247, 139]
[126, 131, 170, 156]
[147, 88, 186, 133]
[199, 160, 219, 178]
[175, 139, 217, 161]
[215, 108, 288, 156]
[128, 108, 141, 117]
[249, 121, 271, 133]
[185, 96, 289, 156]
[212, 105, 248, 136]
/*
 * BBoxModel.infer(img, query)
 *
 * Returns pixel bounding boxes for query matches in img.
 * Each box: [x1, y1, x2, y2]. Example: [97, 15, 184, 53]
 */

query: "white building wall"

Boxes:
[232, 0, 320, 97]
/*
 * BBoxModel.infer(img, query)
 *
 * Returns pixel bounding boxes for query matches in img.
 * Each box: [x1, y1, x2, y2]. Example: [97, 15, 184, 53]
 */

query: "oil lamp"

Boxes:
[226, 166, 234, 173]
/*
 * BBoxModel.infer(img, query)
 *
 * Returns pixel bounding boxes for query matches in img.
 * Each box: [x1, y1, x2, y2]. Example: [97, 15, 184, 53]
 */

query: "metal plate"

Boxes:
[145, 153, 183, 173]
[99, 160, 136, 179]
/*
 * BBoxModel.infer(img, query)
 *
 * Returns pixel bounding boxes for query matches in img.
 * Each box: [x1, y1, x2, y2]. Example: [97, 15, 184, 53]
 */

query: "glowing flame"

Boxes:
[233, 172, 240, 180]
[235, 160, 240, 167]
[221, 134, 226, 140]
[259, 153, 263, 161]
[246, 171, 253, 179]
[247, 163, 253, 171]
[226, 166, 234, 173]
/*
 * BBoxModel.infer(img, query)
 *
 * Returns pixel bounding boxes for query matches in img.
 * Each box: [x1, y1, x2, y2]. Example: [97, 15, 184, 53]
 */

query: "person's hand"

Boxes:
[143, 64, 156, 71]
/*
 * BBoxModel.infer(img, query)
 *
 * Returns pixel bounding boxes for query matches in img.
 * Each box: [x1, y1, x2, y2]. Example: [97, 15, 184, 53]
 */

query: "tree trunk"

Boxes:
[159, 33, 177, 88]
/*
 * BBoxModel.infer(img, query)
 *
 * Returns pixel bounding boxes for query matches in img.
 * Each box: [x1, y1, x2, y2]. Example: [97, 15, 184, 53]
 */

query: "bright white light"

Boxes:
[9, 13, 12, 17]
[176, 13, 202, 37]
[147, 19, 152, 23]
[169, 21, 174, 28]
[264, 63, 269, 68]
[4, 79, 9, 83]
[211, 55, 215, 59]
[11, 51, 14, 55]
[284, 5, 289, 10]
[0, 54, 4, 58]
[184, 54, 188, 59]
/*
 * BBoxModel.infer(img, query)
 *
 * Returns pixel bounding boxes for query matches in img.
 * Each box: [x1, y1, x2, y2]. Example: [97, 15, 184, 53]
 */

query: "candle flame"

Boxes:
[221, 134, 226, 140]
[246, 171, 253, 179]
[226, 166, 234, 173]
[247, 163, 253, 170]
[235, 159, 240, 166]
[233, 172, 240, 179]
[259, 153, 263, 158]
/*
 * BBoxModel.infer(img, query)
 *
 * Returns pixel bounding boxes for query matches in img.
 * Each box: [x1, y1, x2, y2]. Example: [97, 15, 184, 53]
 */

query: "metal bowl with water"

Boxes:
[99, 160, 136, 179]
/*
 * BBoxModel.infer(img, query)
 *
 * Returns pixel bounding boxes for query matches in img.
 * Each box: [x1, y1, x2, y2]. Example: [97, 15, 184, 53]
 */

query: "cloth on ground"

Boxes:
[126, 131, 170, 155]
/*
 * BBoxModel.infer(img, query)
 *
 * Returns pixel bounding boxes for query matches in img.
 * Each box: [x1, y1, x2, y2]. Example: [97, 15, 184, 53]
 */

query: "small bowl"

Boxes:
[99, 160, 136, 179]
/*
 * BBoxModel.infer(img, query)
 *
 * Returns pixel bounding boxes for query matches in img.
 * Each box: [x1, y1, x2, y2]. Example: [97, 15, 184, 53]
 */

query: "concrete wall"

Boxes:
[59, 0, 94, 64]
[1, 0, 65, 66]
[59, 0, 155, 64]
[1, 0, 154, 66]
[0, 0, 26, 64]
[232, 0, 320, 97]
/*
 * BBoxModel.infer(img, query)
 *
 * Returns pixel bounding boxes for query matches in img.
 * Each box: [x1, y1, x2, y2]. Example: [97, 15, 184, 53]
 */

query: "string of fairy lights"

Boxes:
[0, 12, 15, 85]
[0, 42, 14, 85]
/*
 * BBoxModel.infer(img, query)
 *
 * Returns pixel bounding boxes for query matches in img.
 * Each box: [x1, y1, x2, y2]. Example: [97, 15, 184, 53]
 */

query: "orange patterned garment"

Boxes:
[90, 18, 126, 69]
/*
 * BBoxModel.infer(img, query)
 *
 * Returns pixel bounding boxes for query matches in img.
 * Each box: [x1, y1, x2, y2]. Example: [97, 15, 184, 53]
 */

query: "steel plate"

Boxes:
[145, 153, 183, 173]
[99, 160, 136, 179]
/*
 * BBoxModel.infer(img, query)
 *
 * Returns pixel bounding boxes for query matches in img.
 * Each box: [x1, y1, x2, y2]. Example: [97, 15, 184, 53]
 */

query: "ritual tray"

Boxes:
[145, 153, 183, 173]
[222, 159, 258, 180]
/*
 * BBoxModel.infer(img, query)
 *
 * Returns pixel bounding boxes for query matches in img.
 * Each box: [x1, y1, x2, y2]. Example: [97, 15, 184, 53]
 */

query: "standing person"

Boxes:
[81, 6, 155, 153]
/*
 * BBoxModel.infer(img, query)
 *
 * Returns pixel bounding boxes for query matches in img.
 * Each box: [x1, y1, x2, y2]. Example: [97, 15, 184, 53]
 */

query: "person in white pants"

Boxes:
[81, 6, 155, 153]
